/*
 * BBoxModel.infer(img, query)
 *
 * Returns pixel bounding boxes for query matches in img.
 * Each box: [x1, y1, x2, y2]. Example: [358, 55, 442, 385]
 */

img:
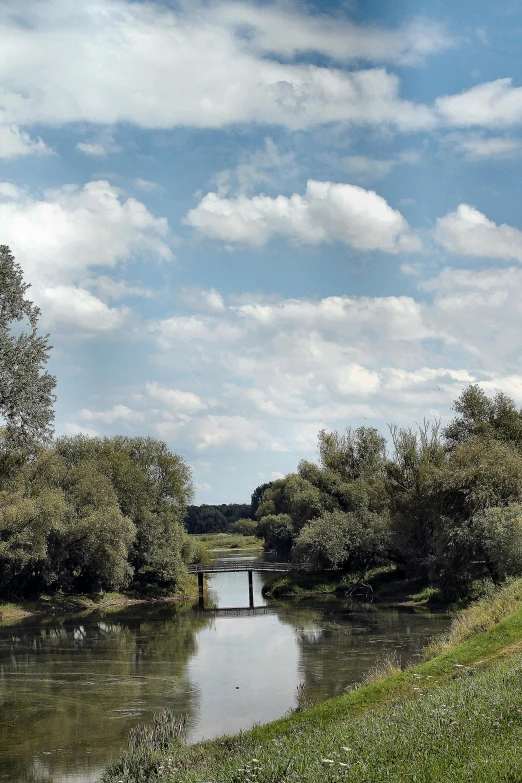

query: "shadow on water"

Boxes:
[0, 559, 452, 783]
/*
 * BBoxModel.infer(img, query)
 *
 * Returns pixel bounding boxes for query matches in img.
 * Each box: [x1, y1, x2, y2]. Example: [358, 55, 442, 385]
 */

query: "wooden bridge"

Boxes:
[188, 560, 295, 609]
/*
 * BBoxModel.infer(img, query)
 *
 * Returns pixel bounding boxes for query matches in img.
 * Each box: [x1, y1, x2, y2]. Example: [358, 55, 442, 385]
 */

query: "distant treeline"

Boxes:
[185, 482, 273, 534]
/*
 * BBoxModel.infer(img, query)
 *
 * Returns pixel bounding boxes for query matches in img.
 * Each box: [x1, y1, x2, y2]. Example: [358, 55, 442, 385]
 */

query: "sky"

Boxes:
[3, 0, 522, 503]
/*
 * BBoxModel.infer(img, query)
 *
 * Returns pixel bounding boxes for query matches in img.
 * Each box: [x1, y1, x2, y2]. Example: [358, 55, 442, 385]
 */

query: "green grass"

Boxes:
[190, 533, 263, 550]
[102, 578, 522, 783]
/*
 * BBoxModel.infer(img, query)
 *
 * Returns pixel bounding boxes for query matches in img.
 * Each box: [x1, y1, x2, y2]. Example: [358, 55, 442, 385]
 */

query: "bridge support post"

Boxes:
[248, 570, 254, 608]
[198, 571, 205, 609]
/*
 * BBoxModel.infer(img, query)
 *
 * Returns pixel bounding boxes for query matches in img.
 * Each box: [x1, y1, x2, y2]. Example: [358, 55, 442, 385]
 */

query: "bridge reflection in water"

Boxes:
[187, 561, 294, 609]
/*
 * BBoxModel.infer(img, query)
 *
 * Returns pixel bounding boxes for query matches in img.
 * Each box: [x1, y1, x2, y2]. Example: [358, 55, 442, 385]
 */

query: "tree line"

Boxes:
[255, 387, 522, 599]
[4, 243, 522, 603]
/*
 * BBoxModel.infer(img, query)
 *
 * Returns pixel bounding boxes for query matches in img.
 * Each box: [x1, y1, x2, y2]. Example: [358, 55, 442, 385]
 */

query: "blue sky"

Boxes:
[3, 0, 522, 502]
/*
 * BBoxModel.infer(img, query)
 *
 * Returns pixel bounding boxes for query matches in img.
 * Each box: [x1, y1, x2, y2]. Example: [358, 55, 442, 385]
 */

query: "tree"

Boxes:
[293, 509, 389, 572]
[53, 435, 195, 588]
[444, 384, 522, 448]
[251, 481, 273, 516]
[228, 518, 259, 536]
[0, 246, 56, 448]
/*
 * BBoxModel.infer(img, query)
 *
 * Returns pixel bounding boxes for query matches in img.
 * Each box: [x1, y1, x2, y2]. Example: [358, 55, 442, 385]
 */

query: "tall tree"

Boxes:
[0, 246, 56, 448]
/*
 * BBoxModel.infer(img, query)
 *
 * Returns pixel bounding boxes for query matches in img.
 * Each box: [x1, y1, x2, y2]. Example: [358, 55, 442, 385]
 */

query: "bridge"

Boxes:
[188, 560, 295, 609]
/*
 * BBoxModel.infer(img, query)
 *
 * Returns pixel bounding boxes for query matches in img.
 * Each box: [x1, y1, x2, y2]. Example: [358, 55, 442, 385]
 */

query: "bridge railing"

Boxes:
[187, 561, 297, 573]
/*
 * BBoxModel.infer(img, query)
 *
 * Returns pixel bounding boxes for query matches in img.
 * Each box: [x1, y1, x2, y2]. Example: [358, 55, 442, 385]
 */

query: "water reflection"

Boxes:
[0, 559, 452, 783]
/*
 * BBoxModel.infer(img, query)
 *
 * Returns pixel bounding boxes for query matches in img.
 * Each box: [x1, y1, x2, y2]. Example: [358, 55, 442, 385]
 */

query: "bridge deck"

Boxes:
[187, 561, 294, 574]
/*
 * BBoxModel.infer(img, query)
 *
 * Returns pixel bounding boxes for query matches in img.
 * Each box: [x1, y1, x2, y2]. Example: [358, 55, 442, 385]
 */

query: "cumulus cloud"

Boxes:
[0, 179, 172, 330]
[434, 204, 522, 261]
[0, 124, 51, 158]
[212, 4, 456, 66]
[0, 0, 437, 137]
[186, 179, 421, 253]
[436, 78, 522, 128]
[422, 266, 522, 368]
[145, 382, 207, 412]
[80, 404, 144, 424]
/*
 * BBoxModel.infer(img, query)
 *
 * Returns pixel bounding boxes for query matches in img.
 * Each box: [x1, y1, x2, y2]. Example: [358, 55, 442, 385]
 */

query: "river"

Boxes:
[0, 551, 452, 783]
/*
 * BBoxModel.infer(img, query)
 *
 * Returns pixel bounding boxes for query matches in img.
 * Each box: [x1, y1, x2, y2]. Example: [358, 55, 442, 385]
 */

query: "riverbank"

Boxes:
[0, 580, 200, 622]
[262, 564, 440, 606]
[102, 578, 522, 783]
[190, 532, 263, 550]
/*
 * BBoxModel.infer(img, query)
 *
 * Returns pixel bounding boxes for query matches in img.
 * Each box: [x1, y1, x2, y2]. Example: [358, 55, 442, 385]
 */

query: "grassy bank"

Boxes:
[190, 533, 263, 550]
[0, 578, 200, 622]
[103, 578, 522, 783]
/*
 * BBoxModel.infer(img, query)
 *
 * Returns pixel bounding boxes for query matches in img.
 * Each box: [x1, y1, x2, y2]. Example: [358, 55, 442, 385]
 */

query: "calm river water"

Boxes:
[0, 551, 452, 783]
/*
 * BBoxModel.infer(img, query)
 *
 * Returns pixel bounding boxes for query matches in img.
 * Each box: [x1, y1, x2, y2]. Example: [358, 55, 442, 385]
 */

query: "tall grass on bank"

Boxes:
[190, 533, 263, 550]
[104, 653, 522, 783]
[102, 577, 522, 783]
[426, 577, 522, 657]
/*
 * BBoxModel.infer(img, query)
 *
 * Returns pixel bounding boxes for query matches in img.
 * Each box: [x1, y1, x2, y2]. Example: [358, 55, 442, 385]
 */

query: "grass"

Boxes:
[190, 533, 263, 550]
[102, 577, 522, 783]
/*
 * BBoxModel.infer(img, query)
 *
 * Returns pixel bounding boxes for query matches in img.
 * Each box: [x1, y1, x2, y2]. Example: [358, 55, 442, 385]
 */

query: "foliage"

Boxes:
[228, 518, 259, 536]
[256, 513, 294, 555]
[0, 435, 194, 598]
[443, 383, 522, 448]
[292, 509, 389, 571]
[0, 245, 56, 448]
[184, 503, 253, 534]
[251, 481, 273, 516]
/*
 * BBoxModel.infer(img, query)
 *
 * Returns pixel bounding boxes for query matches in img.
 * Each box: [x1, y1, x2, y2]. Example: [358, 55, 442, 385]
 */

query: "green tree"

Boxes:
[0, 246, 56, 448]
[228, 518, 259, 536]
[293, 509, 389, 572]
[53, 435, 194, 588]
[444, 384, 522, 448]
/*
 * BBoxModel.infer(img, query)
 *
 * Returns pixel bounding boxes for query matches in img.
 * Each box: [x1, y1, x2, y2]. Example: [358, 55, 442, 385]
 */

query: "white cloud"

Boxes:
[145, 382, 206, 412]
[436, 78, 522, 128]
[422, 266, 522, 368]
[188, 415, 286, 452]
[134, 178, 159, 192]
[212, 5, 456, 67]
[80, 404, 144, 424]
[41, 285, 130, 332]
[215, 138, 298, 196]
[186, 179, 421, 253]
[0, 179, 172, 330]
[434, 204, 522, 261]
[64, 422, 99, 437]
[89, 276, 154, 300]
[151, 315, 243, 345]
[0, 1, 436, 135]
[444, 132, 522, 159]
[0, 124, 51, 158]
[76, 132, 122, 157]
[176, 287, 226, 313]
